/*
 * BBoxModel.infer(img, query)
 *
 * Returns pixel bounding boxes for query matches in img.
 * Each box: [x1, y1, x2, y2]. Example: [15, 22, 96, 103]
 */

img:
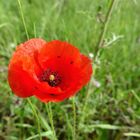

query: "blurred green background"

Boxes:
[0, 0, 140, 140]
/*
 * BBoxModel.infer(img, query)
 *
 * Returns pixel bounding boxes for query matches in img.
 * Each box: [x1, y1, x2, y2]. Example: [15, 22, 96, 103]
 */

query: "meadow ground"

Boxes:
[0, 0, 140, 140]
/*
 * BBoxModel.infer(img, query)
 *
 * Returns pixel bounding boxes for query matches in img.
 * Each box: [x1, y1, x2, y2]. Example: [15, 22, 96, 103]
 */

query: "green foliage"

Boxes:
[0, 0, 140, 139]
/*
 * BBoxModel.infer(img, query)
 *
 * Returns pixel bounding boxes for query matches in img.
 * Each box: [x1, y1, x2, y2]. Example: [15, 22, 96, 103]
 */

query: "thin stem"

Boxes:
[72, 97, 76, 140]
[33, 23, 37, 38]
[17, 0, 29, 40]
[80, 0, 117, 125]
[79, 82, 91, 124]
[95, 0, 117, 56]
[131, 90, 140, 104]
[27, 98, 42, 140]
[45, 103, 57, 140]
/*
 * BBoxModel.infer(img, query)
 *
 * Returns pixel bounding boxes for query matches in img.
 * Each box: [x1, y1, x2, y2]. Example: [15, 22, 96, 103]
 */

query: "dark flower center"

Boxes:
[40, 69, 61, 87]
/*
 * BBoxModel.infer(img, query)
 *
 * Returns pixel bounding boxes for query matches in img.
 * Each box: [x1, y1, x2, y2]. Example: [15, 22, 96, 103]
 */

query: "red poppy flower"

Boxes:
[8, 38, 93, 102]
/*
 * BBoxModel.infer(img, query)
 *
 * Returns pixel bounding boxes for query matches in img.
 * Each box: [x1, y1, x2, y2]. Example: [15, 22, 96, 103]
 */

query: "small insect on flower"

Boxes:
[8, 39, 93, 102]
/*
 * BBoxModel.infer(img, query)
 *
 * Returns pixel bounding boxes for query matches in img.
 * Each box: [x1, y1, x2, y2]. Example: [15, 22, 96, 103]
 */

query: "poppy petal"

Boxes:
[8, 38, 46, 97]
[37, 40, 81, 71]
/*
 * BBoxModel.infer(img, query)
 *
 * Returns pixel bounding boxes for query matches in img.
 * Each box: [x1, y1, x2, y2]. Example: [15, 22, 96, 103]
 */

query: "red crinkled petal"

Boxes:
[34, 83, 63, 102]
[8, 38, 46, 97]
[8, 63, 37, 97]
[37, 40, 81, 70]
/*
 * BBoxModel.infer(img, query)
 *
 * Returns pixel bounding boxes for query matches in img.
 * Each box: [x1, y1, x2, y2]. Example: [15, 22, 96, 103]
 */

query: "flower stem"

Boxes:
[27, 98, 42, 140]
[95, 0, 117, 56]
[45, 103, 57, 140]
[80, 83, 91, 123]
[17, 0, 29, 40]
[80, 0, 117, 125]
[72, 97, 76, 140]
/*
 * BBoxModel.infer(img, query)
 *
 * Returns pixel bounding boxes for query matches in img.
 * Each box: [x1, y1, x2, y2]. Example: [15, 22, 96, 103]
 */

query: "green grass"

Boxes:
[0, 0, 140, 140]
